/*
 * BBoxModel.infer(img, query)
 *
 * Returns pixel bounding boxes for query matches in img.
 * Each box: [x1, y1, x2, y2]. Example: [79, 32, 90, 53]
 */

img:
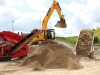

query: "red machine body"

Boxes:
[0, 29, 41, 61]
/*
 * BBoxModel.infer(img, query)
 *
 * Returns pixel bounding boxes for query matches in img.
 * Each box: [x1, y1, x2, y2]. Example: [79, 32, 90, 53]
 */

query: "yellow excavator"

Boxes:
[31, 0, 67, 44]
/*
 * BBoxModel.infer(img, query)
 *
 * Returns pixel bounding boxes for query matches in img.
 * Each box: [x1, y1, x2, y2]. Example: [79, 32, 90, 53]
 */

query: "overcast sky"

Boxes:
[0, 0, 100, 37]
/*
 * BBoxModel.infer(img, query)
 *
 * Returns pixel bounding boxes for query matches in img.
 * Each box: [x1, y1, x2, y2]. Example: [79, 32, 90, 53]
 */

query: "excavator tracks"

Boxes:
[76, 29, 94, 59]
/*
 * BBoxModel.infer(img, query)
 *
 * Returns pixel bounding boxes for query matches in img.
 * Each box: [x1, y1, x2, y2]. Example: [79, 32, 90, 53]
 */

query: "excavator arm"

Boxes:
[32, 0, 67, 42]
[42, 0, 66, 30]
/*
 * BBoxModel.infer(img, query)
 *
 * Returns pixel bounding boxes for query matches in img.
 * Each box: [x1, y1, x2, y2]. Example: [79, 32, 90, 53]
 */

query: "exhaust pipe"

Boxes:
[55, 18, 67, 28]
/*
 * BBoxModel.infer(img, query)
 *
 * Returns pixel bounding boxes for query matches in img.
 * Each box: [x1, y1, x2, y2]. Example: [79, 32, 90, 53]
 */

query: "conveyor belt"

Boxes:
[10, 29, 42, 54]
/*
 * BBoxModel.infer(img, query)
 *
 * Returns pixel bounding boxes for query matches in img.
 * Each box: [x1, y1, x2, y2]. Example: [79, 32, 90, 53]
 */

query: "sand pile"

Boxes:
[20, 43, 83, 70]
[28, 44, 39, 57]
[76, 29, 94, 59]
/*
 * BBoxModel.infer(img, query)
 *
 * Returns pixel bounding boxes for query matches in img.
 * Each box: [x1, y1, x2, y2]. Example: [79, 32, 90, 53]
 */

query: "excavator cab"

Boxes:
[55, 18, 67, 28]
[46, 29, 55, 40]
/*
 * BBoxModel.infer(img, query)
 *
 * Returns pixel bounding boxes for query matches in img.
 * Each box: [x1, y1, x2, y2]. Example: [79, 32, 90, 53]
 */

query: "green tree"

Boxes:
[93, 37, 99, 44]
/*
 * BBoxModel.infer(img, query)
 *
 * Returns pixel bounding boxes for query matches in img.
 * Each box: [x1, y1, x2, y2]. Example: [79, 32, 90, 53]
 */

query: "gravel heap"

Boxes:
[20, 43, 83, 70]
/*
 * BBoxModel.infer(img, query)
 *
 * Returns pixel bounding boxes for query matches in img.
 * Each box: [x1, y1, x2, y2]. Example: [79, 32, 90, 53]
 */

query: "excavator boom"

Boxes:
[42, 0, 67, 29]
[32, 0, 67, 42]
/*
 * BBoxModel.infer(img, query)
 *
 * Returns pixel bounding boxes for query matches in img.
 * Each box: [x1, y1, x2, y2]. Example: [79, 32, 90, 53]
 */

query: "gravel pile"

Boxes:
[20, 43, 83, 70]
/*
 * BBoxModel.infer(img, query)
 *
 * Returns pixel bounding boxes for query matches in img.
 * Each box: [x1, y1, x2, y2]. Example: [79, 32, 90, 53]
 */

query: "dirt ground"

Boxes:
[0, 42, 100, 75]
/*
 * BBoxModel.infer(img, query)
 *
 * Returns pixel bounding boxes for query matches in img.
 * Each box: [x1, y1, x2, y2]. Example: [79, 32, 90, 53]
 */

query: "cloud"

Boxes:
[0, 0, 5, 6]
[87, 0, 100, 23]
[0, 8, 21, 31]
[0, 0, 62, 35]
[60, 0, 100, 36]
[0, 0, 47, 32]
[26, 0, 47, 11]
[80, 0, 85, 2]
[0, 0, 100, 37]
[0, 8, 46, 32]
[5, 0, 25, 6]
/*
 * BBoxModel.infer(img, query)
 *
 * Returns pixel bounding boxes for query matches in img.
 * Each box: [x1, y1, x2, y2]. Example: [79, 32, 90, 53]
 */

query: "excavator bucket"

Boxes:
[55, 19, 67, 28]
